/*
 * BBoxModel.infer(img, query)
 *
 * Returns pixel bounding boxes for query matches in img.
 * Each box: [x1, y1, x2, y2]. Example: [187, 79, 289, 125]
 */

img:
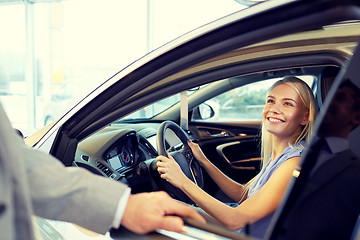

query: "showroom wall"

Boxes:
[0, 0, 244, 136]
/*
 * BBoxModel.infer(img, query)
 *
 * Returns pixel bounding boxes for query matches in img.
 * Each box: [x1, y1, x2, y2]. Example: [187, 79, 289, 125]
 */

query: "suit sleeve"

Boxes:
[21, 143, 129, 234]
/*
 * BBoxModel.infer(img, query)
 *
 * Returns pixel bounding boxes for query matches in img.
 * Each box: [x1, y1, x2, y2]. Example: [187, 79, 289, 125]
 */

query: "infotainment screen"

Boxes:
[107, 156, 122, 170]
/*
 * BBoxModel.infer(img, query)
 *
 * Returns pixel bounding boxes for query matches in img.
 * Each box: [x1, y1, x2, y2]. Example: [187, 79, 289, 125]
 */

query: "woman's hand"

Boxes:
[187, 140, 209, 167]
[156, 153, 189, 189]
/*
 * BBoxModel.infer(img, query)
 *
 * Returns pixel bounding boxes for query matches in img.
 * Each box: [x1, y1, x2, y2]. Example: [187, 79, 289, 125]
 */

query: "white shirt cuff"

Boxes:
[111, 187, 131, 229]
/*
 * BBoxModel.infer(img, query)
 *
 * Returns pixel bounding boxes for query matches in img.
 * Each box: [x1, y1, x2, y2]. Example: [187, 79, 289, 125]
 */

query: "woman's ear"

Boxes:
[301, 110, 310, 126]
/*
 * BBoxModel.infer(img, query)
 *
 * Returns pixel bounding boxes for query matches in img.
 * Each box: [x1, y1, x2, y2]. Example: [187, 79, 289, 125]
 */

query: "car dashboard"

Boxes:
[73, 122, 180, 192]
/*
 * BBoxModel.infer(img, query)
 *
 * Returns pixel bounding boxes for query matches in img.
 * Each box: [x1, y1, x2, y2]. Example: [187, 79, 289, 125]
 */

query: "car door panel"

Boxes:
[216, 140, 261, 171]
[188, 122, 261, 197]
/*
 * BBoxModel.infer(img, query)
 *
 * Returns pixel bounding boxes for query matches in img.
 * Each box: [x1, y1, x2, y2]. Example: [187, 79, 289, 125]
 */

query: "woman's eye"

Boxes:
[284, 102, 294, 107]
[266, 99, 274, 104]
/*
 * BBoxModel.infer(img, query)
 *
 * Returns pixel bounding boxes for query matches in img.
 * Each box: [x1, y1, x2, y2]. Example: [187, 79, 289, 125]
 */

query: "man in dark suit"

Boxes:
[269, 79, 360, 240]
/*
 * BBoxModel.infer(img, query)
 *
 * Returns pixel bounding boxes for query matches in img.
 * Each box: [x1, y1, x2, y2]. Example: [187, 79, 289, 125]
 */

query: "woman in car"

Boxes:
[156, 76, 317, 238]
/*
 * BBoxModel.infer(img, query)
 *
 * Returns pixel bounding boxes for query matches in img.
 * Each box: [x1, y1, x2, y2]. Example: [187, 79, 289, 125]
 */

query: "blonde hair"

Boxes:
[260, 76, 317, 167]
[240, 76, 317, 202]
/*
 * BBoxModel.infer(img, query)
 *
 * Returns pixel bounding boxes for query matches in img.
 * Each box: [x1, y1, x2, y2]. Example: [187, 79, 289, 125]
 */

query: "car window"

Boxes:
[194, 76, 314, 122]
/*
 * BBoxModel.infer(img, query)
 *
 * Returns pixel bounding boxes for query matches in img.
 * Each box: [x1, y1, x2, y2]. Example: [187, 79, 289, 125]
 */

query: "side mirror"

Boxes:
[192, 103, 215, 120]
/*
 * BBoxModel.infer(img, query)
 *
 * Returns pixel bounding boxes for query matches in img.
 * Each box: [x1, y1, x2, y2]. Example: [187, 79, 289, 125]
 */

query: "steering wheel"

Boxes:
[151, 121, 204, 204]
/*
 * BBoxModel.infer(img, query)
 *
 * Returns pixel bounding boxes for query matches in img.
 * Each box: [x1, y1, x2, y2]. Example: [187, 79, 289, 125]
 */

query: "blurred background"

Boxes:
[0, 0, 251, 136]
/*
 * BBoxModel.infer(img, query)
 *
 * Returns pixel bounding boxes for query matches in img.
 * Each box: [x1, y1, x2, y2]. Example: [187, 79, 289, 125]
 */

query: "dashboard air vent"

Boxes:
[96, 161, 113, 177]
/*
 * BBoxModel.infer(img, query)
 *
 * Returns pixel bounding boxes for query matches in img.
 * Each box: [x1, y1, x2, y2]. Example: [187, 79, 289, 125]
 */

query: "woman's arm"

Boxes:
[157, 154, 300, 231]
[218, 156, 301, 230]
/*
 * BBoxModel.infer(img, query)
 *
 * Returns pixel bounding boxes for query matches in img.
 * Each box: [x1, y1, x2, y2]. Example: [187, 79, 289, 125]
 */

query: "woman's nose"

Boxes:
[269, 103, 281, 114]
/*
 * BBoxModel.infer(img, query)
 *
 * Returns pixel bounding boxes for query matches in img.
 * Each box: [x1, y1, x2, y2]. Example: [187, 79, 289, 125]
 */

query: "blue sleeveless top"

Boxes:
[241, 141, 305, 239]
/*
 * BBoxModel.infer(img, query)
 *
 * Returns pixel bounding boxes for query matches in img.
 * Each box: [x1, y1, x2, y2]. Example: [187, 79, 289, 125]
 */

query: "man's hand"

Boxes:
[121, 191, 206, 234]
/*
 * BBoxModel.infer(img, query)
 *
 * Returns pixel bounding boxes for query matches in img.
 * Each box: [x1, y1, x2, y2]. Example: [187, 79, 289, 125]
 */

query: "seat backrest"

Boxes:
[319, 66, 340, 103]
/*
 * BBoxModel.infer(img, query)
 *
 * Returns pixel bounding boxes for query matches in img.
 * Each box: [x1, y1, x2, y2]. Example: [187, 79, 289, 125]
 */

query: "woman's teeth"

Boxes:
[268, 117, 283, 122]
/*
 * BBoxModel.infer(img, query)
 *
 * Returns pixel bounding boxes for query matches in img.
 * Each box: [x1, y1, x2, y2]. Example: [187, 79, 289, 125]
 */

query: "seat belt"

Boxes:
[180, 91, 199, 185]
[180, 91, 188, 131]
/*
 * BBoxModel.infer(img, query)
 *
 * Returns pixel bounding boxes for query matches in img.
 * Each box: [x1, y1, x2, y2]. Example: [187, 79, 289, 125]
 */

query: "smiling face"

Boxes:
[262, 84, 309, 142]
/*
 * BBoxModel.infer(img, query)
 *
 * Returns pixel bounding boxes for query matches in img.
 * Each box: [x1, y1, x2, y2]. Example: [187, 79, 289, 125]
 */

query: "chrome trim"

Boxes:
[216, 141, 259, 170]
